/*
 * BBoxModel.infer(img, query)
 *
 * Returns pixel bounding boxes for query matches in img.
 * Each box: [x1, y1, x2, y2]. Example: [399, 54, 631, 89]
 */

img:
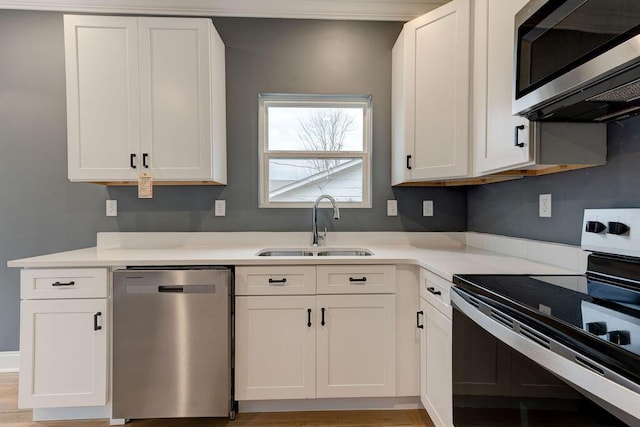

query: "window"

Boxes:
[259, 94, 372, 208]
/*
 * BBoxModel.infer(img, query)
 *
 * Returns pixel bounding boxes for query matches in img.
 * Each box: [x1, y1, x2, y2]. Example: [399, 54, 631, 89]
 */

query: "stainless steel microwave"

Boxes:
[513, 0, 640, 122]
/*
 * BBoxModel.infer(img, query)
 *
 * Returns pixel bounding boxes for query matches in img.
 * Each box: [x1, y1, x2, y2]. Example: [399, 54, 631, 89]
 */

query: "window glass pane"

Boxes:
[268, 158, 363, 203]
[267, 107, 364, 151]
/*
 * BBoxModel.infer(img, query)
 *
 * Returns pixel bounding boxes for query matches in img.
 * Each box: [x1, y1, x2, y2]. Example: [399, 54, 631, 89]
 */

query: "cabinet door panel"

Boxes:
[19, 299, 108, 408]
[64, 15, 139, 181]
[407, 0, 470, 180]
[235, 296, 316, 400]
[474, 0, 532, 174]
[423, 300, 453, 427]
[138, 18, 212, 180]
[316, 294, 396, 398]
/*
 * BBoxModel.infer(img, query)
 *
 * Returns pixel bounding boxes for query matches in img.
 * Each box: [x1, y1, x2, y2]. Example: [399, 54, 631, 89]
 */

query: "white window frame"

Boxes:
[258, 93, 372, 208]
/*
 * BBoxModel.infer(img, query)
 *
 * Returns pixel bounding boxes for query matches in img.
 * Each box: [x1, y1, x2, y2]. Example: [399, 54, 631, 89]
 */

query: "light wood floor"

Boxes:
[0, 373, 434, 426]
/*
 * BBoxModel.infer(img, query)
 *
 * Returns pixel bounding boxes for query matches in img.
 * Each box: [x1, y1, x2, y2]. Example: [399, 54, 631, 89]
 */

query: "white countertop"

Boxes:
[7, 232, 583, 280]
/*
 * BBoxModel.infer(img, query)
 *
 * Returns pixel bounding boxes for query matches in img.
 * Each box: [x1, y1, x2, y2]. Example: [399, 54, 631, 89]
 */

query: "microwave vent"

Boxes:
[587, 78, 640, 103]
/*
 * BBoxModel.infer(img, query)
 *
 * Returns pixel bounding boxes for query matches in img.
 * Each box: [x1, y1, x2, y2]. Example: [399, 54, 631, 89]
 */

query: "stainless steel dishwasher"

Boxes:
[112, 267, 233, 420]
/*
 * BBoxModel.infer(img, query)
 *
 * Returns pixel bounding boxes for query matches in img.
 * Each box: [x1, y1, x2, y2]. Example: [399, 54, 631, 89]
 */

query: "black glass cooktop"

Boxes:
[452, 271, 640, 386]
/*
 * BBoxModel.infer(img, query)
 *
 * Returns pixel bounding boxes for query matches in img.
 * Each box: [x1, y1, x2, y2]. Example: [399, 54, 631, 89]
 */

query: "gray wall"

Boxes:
[468, 117, 640, 245]
[0, 13, 466, 351]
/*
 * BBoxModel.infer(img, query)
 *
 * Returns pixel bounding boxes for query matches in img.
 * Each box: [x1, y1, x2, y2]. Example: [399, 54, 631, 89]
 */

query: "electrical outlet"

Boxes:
[215, 200, 226, 217]
[106, 200, 117, 217]
[539, 194, 552, 217]
[423, 200, 434, 217]
[387, 200, 398, 216]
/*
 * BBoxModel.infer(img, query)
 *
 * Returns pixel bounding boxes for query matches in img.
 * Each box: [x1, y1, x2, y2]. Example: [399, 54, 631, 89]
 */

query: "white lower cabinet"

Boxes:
[235, 265, 397, 401]
[18, 268, 109, 410]
[235, 296, 316, 400]
[419, 267, 453, 427]
[316, 294, 396, 398]
[420, 298, 452, 427]
[19, 298, 108, 408]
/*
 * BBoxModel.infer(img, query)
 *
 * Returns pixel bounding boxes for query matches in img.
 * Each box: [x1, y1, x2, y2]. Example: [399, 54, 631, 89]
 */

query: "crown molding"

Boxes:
[0, 0, 448, 21]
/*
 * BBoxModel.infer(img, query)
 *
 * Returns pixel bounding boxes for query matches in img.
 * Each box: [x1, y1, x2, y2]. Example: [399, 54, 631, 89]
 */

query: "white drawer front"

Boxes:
[21, 268, 108, 300]
[235, 266, 316, 295]
[420, 269, 451, 318]
[317, 265, 396, 294]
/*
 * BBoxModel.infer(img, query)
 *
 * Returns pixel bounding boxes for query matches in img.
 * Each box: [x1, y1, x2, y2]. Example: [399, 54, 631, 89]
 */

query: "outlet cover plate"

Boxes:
[106, 200, 117, 217]
[539, 194, 552, 217]
[215, 200, 226, 217]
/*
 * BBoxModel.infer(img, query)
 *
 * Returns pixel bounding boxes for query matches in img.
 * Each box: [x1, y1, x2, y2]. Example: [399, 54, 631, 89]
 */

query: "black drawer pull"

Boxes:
[130, 153, 137, 169]
[349, 277, 367, 283]
[52, 281, 75, 287]
[142, 152, 149, 168]
[268, 278, 287, 285]
[427, 287, 442, 296]
[93, 312, 102, 331]
[321, 307, 326, 326]
[307, 309, 312, 328]
[417, 310, 424, 329]
[406, 155, 412, 170]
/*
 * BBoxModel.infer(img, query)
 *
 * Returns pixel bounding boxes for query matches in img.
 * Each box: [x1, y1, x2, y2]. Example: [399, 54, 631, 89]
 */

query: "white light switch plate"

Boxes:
[423, 200, 433, 217]
[387, 200, 398, 216]
[214, 200, 226, 217]
[106, 200, 117, 217]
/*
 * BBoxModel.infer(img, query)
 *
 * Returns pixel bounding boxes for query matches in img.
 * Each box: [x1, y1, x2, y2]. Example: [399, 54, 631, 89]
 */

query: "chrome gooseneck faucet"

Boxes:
[312, 194, 340, 247]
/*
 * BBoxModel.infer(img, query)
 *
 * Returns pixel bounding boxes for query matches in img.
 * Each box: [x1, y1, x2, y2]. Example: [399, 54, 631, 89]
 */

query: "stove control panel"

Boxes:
[582, 209, 638, 257]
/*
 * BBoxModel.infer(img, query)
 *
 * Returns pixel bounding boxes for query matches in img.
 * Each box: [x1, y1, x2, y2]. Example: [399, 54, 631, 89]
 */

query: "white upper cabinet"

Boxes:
[64, 15, 226, 184]
[473, 0, 532, 175]
[392, 0, 471, 184]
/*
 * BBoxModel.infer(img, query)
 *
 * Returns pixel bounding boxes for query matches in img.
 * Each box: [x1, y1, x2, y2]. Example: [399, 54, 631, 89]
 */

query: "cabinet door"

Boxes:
[422, 299, 453, 427]
[474, 0, 532, 175]
[235, 296, 316, 400]
[138, 18, 213, 180]
[19, 299, 108, 408]
[405, 0, 470, 180]
[64, 15, 140, 181]
[316, 294, 396, 398]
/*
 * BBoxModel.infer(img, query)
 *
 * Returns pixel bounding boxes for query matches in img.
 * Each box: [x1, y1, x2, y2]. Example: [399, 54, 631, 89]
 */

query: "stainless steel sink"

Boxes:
[316, 249, 373, 256]
[257, 249, 314, 257]
[256, 248, 373, 257]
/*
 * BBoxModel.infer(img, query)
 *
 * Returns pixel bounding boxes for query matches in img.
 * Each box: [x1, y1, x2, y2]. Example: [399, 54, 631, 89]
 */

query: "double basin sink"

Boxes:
[257, 248, 373, 257]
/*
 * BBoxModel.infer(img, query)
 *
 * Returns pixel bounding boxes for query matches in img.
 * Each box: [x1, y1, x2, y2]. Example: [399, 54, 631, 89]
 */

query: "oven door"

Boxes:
[451, 287, 638, 426]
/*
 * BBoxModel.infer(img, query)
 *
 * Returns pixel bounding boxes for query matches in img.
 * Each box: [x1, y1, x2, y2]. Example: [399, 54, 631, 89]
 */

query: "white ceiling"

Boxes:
[0, 0, 449, 21]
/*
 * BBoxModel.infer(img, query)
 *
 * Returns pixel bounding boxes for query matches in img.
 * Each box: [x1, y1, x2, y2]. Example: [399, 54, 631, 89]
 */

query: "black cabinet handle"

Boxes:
[93, 312, 102, 331]
[406, 155, 412, 170]
[142, 153, 149, 168]
[52, 281, 75, 287]
[307, 309, 312, 328]
[321, 307, 326, 326]
[349, 277, 367, 283]
[130, 153, 137, 169]
[417, 310, 424, 329]
[268, 278, 287, 285]
[514, 125, 525, 147]
[427, 287, 442, 296]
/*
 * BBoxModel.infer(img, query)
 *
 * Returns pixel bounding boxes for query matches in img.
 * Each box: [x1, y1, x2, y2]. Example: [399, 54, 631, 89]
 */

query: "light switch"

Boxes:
[387, 200, 398, 216]
[215, 200, 226, 217]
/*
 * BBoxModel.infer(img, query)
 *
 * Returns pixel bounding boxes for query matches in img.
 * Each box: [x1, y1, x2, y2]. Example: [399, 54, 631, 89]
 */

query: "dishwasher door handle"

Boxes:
[159, 286, 184, 293]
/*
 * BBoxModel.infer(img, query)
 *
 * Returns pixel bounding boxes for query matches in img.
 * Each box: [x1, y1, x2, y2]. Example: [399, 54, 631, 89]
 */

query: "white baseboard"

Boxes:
[239, 396, 421, 413]
[0, 351, 19, 373]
